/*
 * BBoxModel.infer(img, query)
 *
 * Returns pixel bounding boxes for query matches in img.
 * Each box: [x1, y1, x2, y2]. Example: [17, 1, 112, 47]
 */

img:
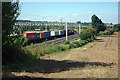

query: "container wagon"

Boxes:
[70, 29, 74, 34]
[44, 31, 50, 38]
[51, 31, 59, 36]
[36, 32, 40, 39]
[23, 32, 36, 40]
[64, 29, 70, 35]
[59, 30, 64, 35]
[40, 32, 45, 39]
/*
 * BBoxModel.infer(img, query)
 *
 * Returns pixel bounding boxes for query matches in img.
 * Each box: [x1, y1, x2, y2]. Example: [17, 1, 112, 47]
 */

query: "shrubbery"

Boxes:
[24, 44, 70, 57]
[99, 29, 115, 35]
[64, 40, 70, 45]
[24, 39, 93, 58]
[113, 24, 120, 32]
[79, 27, 96, 41]
[3, 35, 29, 65]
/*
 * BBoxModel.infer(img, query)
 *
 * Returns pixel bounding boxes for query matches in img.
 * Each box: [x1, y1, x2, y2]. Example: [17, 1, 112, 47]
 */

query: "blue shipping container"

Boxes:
[59, 30, 64, 35]
[44, 31, 50, 38]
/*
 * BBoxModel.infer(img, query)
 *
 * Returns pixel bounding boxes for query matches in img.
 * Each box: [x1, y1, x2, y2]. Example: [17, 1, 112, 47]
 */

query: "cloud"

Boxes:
[57, 16, 64, 18]
[72, 13, 79, 16]
[87, 11, 92, 14]
[18, 12, 118, 24]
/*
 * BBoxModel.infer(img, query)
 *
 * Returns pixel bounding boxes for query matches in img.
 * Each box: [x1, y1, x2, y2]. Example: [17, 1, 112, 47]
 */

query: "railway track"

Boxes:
[38, 32, 79, 45]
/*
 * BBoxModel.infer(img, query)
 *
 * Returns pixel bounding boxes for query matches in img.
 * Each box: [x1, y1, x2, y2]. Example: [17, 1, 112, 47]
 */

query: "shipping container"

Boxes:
[40, 32, 45, 39]
[36, 33, 40, 39]
[44, 31, 50, 38]
[51, 31, 59, 36]
[23, 32, 36, 40]
[59, 30, 64, 35]
[68, 29, 70, 35]
[64, 29, 70, 35]
[70, 29, 74, 34]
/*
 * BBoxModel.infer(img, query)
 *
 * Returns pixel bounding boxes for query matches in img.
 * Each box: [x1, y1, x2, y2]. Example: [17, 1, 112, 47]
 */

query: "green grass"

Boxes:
[2, 38, 96, 71]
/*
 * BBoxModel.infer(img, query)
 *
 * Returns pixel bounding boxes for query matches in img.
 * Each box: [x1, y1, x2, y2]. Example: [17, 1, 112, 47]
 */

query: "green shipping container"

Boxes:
[36, 33, 40, 39]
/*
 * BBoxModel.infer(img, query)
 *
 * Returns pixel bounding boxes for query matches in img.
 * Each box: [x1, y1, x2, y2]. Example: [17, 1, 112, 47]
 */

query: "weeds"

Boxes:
[3, 37, 95, 71]
[64, 40, 70, 45]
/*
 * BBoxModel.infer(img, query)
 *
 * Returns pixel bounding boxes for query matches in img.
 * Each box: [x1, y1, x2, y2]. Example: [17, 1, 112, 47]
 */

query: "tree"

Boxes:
[57, 25, 64, 30]
[91, 14, 106, 33]
[79, 27, 97, 41]
[2, 1, 30, 65]
[76, 21, 81, 24]
[113, 24, 120, 32]
[2, 1, 20, 44]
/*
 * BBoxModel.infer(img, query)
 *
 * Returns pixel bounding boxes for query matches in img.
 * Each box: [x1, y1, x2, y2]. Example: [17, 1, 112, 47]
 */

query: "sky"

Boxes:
[18, 2, 118, 24]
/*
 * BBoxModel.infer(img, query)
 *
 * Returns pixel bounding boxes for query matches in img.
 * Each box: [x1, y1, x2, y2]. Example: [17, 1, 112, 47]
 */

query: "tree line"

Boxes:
[79, 14, 119, 41]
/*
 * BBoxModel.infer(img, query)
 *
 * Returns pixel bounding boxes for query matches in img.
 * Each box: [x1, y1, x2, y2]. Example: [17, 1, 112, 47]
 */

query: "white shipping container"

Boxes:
[51, 31, 59, 36]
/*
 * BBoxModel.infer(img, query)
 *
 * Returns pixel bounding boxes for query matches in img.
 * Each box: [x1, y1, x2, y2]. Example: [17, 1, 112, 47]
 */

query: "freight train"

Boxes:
[22, 29, 74, 43]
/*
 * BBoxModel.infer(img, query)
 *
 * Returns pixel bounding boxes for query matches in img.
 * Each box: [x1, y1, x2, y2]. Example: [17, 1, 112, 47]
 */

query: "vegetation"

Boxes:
[2, 1, 32, 67]
[113, 24, 120, 32]
[3, 2, 119, 72]
[64, 40, 70, 45]
[23, 39, 93, 58]
[19, 25, 65, 33]
[99, 29, 114, 35]
[91, 14, 106, 33]
[23, 44, 69, 57]
[79, 27, 97, 41]
[2, 2, 20, 43]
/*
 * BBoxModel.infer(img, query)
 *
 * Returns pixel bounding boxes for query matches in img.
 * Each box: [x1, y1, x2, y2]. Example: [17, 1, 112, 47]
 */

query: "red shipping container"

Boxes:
[64, 29, 70, 35]
[68, 29, 70, 35]
[23, 32, 36, 40]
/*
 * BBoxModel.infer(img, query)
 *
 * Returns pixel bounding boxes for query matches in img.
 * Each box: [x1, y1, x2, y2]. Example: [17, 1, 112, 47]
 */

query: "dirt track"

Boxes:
[4, 33, 118, 78]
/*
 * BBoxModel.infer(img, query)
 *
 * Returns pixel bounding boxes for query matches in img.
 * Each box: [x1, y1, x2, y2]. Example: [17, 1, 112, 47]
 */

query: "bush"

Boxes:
[25, 45, 50, 56]
[72, 41, 82, 47]
[99, 31, 104, 35]
[99, 29, 115, 35]
[113, 24, 120, 32]
[48, 45, 69, 53]
[25, 44, 70, 57]
[79, 27, 96, 41]
[68, 40, 89, 49]
[3, 35, 29, 65]
[2, 46, 34, 65]
[3, 35, 28, 47]
[64, 40, 70, 45]
[69, 43, 78, 49]
[60, 45, 69, 50]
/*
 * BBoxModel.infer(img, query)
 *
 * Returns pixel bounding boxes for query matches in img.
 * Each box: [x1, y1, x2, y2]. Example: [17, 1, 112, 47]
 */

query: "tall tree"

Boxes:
[76, 21, 81, 24]
[91, 14, 106, 33]
[2, 1, 20, 44]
